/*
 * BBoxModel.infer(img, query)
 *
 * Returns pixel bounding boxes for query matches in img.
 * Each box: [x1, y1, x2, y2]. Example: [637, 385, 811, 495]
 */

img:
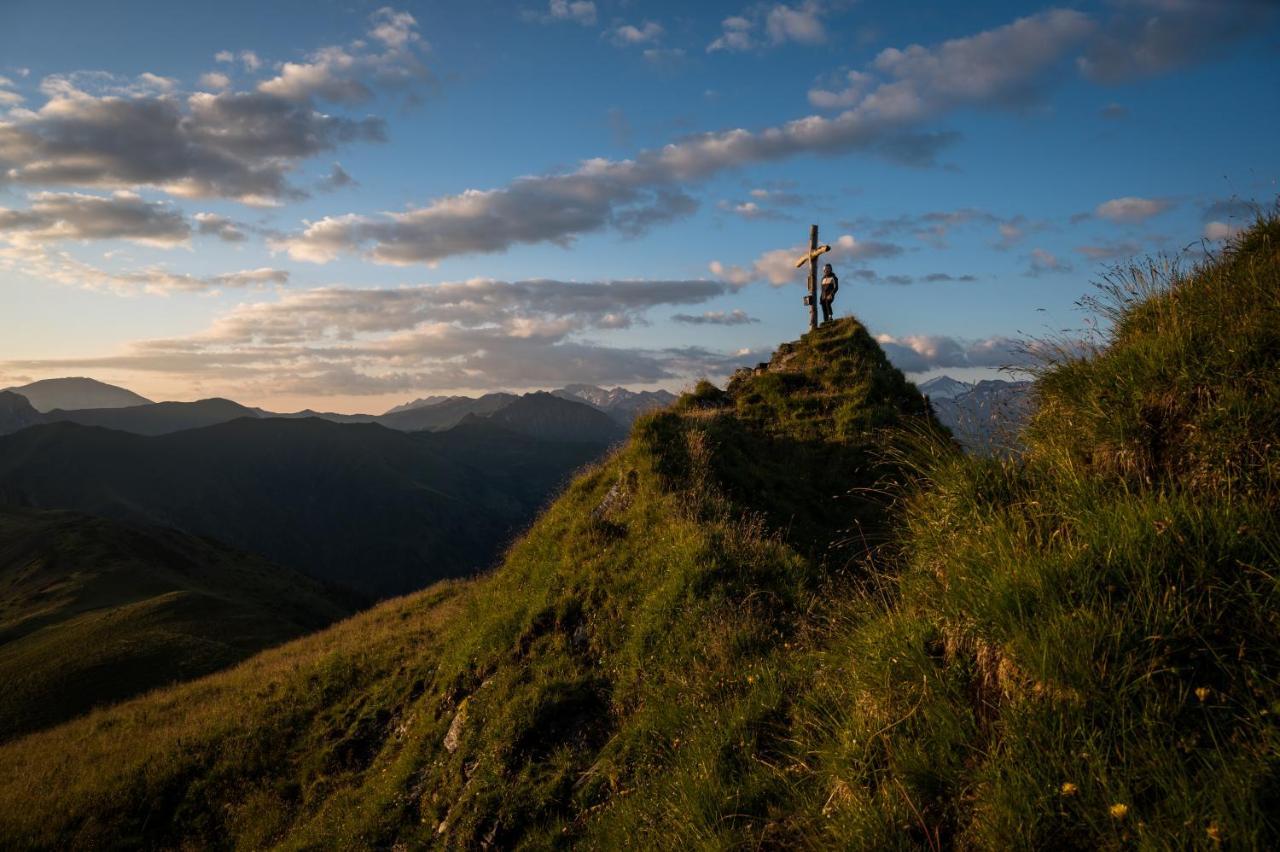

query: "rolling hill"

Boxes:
[0, 506, 353, 741]
[0, 416, 610, 599]
[3, 378, 152, 412]
[42, 397, 262, 436]
[0, 218, 1274, 849]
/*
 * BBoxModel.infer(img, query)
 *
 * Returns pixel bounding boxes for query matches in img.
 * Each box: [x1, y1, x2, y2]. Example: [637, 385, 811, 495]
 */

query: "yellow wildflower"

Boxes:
[1206, 823, 1222, 842]
[1109, 803, 1129, 819]
[1060, 782, 1078, 796]
[1195, 687, 1211, 703]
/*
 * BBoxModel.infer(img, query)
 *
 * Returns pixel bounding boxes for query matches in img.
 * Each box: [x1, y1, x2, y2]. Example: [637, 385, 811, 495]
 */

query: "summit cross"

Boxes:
[794, 224, 831, 331]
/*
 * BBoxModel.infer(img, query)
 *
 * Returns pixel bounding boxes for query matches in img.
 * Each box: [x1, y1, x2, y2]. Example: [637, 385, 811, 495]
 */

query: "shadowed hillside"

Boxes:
[0, 218, 1275, 849]
[0, 417, 612, 598]
[0, 507, 353, 741]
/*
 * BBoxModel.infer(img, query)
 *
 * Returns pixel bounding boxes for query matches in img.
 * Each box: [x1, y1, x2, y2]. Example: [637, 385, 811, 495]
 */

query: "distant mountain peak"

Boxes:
[917, 375, 973, 400]
[3, 377, 152, 413]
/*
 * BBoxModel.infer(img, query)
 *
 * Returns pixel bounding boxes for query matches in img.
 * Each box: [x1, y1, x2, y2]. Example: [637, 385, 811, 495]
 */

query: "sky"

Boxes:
[0, 0, 1276, 413]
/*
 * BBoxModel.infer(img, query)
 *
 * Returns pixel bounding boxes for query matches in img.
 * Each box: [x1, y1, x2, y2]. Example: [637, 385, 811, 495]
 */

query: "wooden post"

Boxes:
[794, 226, 830, 332]
[807, 224, 819, 331]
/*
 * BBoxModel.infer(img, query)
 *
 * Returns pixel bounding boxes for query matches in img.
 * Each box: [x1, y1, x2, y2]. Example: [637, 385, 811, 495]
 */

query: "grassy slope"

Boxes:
[0, 507, 354, 742]
[0, 317, 935, 849]
[0, 219, 1276, 849]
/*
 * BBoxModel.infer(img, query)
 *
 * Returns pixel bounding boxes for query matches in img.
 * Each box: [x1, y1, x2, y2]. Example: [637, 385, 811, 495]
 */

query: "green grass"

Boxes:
[0, 217, 1276, 849]
[0, 507, 354, 741]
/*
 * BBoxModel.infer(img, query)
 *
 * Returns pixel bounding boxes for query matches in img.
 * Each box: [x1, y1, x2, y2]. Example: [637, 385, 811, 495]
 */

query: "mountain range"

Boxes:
[918, 375, 1034, 451]
[0, 416, 609, 599]
[0, 381, 662, 441]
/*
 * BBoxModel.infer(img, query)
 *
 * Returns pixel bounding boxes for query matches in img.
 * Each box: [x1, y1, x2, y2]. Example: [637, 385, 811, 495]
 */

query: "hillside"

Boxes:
[3, 378, 152, 412]
[0, 218, 1275, 849]
[43, 397, 261, 436]
[469, 391, 625, 443]
[0, 417, 609, 598]
[0, 392, 44, 436]
[0, 506, 353, 741]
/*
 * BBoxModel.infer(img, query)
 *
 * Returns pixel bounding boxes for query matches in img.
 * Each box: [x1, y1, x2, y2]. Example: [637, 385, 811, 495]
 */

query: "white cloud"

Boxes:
[0, 10, 426, 202]
[672, 309, 758, 325]
[765, 2, 827, 45]
[198, 72, 231, 91]
[808, 70, 873, 109]
[1026, 247, 1072, 276]
[1203, 221, 1243, 241]
[0, 240, 288, 295]
[712, 233, 904, 287]
[612, 22, 663, 46]
[1094, 196, 1173, 222]
[876, 332, 1037, 372]
[710, 3, 827, 52]
[546, 0, 597, 26]
[257, 9, 427, 104]
[0, 277, 762, 395]
[0, 191, 190, 246]
[194, 212, 248, 242]
[708, 16, 754, 52]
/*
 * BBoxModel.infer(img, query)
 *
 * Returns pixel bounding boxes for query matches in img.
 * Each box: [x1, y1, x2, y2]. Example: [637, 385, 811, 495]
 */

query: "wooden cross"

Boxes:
[794, 224, 831, 331]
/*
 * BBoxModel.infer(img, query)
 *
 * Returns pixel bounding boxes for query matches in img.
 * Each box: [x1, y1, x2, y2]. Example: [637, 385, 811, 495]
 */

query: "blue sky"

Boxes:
[0, 0, 1275, 412]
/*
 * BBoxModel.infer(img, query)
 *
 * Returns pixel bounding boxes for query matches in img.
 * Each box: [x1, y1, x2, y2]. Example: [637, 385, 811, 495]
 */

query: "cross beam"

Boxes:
[796, 225, 829, 330]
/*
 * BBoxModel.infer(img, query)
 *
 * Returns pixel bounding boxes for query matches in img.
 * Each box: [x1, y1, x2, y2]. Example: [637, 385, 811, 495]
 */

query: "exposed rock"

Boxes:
[443, 698, 469, 753]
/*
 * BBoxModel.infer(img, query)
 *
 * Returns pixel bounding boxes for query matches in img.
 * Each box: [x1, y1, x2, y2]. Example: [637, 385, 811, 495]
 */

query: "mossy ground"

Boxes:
[0, 218, 1276, 849]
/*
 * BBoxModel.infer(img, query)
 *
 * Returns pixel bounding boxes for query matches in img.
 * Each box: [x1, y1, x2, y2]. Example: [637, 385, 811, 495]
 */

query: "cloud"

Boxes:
[716, 200, 788, 222]
[542, 0, 597, 26]
[876, 332, 1039, 372]
[318, 162, 357, 191]
[0, 241, 288, 294]
[271, 8, 1102, 267]
[712, 233, 904, 287]
[671, 309, 758, 325]
[766, 2, 827, 45]
[258, 10, 426, 104]
[922, 272, 978, 282]
[809, 70, 873, 109]
[1203, 221, 1244, 241]
[611, 22, 663, 46]
[198, 72, 231, 91]
[0, 76, 23, 107]
[194, 212, 248, 242]
[1094, 196, 1173, 222]
[0, 191, 190, 246]
[844, 207, 1034, 249]
[1026, 247, 1072, 276]
[708, 16, 755, 52]
[216, 50, 262, 72]
[1, 277, 758, 396]
[1079, 0, 1275, 83]
[709, 3, 827, 52]
[0, 10, 424, 202]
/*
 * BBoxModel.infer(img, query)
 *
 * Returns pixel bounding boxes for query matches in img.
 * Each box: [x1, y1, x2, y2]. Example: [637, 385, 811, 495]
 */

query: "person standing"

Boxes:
[819, 263, 839, 323]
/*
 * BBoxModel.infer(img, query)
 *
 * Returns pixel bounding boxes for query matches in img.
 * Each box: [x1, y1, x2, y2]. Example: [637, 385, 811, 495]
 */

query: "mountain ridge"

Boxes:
[2, 378, 152, 413]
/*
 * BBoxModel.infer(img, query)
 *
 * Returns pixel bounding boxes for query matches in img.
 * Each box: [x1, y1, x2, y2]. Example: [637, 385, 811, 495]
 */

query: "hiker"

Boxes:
[820, 263, 838, 323]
